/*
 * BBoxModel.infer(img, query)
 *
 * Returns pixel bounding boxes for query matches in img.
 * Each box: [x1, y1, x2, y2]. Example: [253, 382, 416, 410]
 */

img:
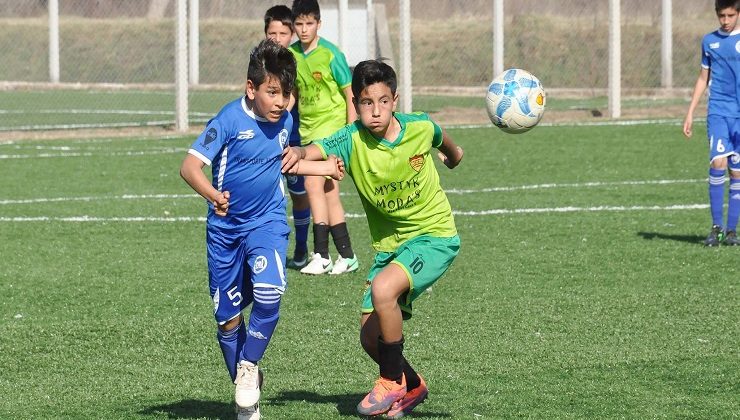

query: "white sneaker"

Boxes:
[300, 253, 333, 275]
[234, 361, 261, 408]
[329, 254, 359, 275]
[237, 403, 260, 420]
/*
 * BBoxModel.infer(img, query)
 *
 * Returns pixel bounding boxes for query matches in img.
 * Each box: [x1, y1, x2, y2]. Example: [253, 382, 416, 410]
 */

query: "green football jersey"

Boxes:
[315, 112, 457, 252]
[289, 38, 352, 143]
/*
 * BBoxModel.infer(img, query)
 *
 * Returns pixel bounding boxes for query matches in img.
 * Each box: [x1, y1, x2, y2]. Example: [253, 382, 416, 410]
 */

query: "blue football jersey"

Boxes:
[701, 29, 740, 117]
[188, 97, 292, 231]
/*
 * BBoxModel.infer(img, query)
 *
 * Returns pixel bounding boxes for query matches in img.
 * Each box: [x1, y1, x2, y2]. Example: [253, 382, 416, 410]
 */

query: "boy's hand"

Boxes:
[213, 190, 230, 216]
[327, 154, 345, 180]
[438, 145, 464, 169]
[281, 146, 304, 174]
[682, 113, 693, 138]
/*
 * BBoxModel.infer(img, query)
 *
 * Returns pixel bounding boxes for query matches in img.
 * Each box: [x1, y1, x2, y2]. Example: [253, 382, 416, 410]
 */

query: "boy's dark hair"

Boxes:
[716, 0, 740, 12]
[351, 60, 397, 99]
[264, 5, 293, 34]
[291, 0, 320, 21]
[248, 39, 296, 96]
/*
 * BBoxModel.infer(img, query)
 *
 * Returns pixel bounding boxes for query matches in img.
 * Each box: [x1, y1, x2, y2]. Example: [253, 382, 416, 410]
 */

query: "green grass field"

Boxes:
[0, 122, 738, 419]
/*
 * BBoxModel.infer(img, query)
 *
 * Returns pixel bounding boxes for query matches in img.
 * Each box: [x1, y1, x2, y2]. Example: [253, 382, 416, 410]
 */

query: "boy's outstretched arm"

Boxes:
[180, 154, 230, 216]
[436, 128, 464, 169]
[281, 145, 344, 180]
[286, 155, 345, 180]
[683, 67, 709, 138]
[281, 143, 324, 172]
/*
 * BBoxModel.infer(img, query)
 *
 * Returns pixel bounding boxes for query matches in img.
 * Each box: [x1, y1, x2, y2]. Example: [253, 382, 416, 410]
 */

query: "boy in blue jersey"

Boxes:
[180, 39, 343, 420]
[683, 0, 740, 246]
[264, 5, 312, 269]
[283, 60, 464, 418]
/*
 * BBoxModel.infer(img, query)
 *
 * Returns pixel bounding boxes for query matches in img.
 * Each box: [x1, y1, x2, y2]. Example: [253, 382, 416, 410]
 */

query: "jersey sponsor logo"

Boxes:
[253, 255, 268, 274]
[710, 42, 720, 49]
[312, 71, 323, 82]
[409, 154, 425, 172]
[278, 129, 289, 148]
[237, 130, 255, 140]
[203, 127, 217, 148]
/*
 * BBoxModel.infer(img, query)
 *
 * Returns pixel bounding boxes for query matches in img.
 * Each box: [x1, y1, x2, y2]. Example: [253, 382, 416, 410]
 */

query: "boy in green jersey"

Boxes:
[289, 0, 359, 275]
[282, 60, 464, 418]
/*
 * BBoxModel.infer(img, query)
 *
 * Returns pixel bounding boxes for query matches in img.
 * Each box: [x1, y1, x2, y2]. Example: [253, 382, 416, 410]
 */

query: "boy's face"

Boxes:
[354, 82, 398, 137]
[246, 75, 289, 123]
[717, 7, 739, 32]
[293, 14, 320, 46]
[266, 21, 293, 48]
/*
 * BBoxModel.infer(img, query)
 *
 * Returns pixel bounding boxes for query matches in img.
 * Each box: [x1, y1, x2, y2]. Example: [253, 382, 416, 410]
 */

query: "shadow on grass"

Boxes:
[139, 399, 232, 419]
[266, 390, 451, 418]
[637, 231, 704, 244]
[139, 392, 452, 418]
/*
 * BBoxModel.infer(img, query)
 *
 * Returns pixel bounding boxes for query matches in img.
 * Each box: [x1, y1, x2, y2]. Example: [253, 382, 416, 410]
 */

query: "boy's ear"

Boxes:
[245, 80, 256, 100]
[392, 93, 399, 111]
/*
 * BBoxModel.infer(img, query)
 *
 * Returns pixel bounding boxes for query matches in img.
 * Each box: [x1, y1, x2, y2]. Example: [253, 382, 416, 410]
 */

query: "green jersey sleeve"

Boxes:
[329, 50, 352, 89]
[313, 123, 356, 172]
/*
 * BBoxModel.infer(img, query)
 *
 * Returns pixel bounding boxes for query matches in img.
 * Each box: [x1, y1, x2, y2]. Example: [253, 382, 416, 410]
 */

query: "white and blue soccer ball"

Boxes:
[486, 68, 546, 134]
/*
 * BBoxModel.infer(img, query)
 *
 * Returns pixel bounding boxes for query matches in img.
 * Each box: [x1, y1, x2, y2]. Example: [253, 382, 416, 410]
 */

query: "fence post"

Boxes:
[48, 0, 59, 83]
[338, 0, 348, 53]
[399, 0, 412, 113]
[189, 0, 199, 85]
[176, 0, 189, 132]
[492, 0, 504, 79]
[608, 0, 621, 118]
[661, 0, 673, 89]
[366, 0, 375, 59]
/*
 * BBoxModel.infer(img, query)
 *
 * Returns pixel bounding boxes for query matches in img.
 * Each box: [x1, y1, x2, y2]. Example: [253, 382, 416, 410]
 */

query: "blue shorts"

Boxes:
[286, 174, 307, 195]
[206, 220, 289, 325]
[707, 115, 740, 170]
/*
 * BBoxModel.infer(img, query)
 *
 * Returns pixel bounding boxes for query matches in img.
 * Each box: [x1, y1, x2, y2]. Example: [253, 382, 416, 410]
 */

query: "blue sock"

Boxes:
[726, 178, 740, 232]
[293, 208, 310, 255]
[709, 168, 726, 227]
[217, 318, 246, 382]
[240, 287, 282, 364]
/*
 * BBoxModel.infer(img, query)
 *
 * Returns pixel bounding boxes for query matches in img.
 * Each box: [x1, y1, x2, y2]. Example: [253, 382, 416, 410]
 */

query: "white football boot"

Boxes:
[234, 361, 261, 409]
[300, 253, 333, 275]
[236, 403, 260, 420]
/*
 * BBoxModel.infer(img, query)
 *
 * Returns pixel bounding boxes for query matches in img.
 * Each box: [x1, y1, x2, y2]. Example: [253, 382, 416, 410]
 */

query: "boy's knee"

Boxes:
[219, 313, 243, 332]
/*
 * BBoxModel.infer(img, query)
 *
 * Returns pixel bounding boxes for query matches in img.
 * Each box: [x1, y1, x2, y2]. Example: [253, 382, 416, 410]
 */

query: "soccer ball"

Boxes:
[485, 68, 546, 134]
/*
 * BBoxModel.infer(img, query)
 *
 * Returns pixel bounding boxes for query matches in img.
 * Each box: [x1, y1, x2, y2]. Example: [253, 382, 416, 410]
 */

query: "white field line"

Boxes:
[0, 148, 186, 159]
[448, 117, 702, 130]
[0, 179, 705, 206]
[446, 178, 704, 193]
[0, 204, 710, 223]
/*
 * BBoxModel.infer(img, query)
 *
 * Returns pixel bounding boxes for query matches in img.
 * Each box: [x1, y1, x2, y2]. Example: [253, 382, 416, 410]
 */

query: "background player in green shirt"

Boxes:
[289, 0, 359, 275]
[283, 59, 464, 418]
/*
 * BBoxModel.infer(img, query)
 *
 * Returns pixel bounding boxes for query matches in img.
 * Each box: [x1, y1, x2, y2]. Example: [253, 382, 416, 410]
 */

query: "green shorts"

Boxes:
[362, 234, 460, 320]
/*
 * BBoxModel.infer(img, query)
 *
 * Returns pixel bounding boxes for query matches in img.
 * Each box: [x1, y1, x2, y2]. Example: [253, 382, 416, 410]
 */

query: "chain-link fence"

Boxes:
[0, 0, 718, 132]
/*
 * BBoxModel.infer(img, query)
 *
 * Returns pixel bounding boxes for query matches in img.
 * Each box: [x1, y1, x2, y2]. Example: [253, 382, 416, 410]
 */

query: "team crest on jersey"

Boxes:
[408, 154, 425, 172]
[735, 40, 740, 53]
[203, 127, 217, 147]
[253, 256, 268, 274]
[312, 71, 322, 82]
[278, 129, 289, 148]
